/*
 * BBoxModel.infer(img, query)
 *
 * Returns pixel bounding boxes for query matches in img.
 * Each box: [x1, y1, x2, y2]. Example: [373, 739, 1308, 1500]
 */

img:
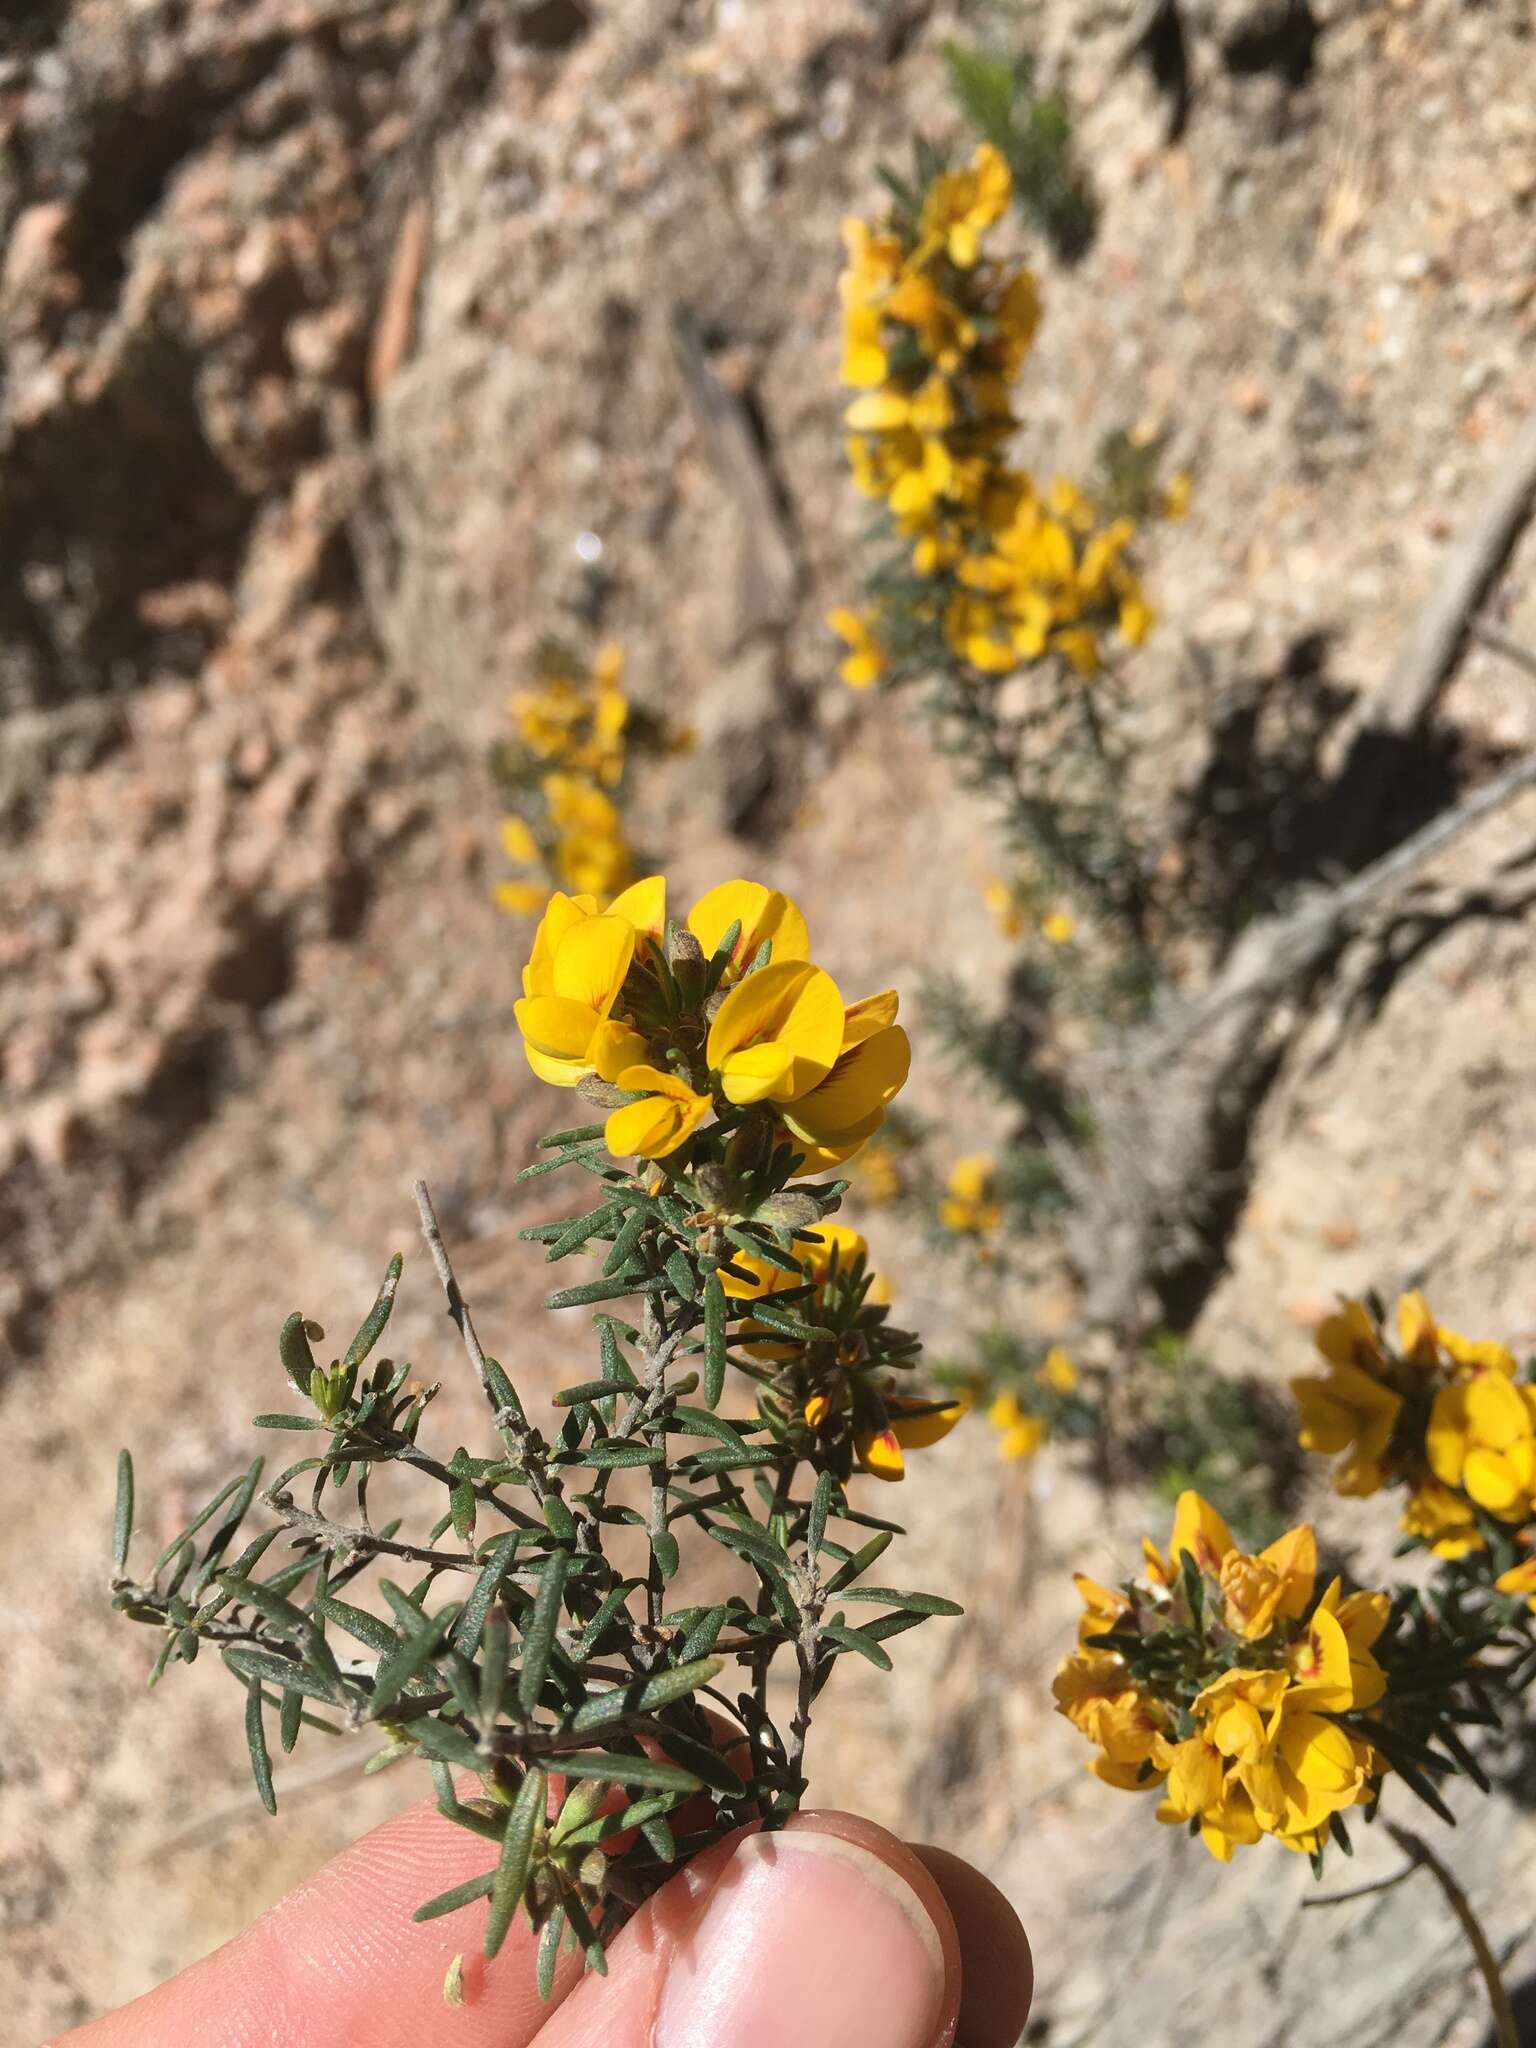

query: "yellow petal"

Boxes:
[687, 881, 811, 974]
[606, 874, 667, 937]
[523, 890, 597, 997]
[550, 913, 635, 1013]
[888, 1395, 967, 1449]
[1169, 1491, 1234, 1577]
[707, 961, 844, 1102]
[515, 994, 600, 1061]
[605, 1096, 681, 1159]
[841, 989, 900, 1045]
[781, 1026, 910, 1144]
[590, 1019, 649, 1083]
[860, 1427, 906, 1481]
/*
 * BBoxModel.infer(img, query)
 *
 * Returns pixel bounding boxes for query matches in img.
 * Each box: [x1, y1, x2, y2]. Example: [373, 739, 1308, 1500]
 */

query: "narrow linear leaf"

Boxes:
[569, 1655, 724, 1733]
[244, 1682, 277, 1814]
[371, 1610, 457, 1716]
[485, 1765, 546, 1961]
[112, 1450, 134, 1573]
[807, 1469, 833, 1559]
[550, 1752, 703, 1793]
[280, 1687, 303, 1755]
[343, 1254, 403, 1371]
[545, 1274, 669, 1312]
[519, 1550, 571, 1714]
[537, 1905, 566, 2001]
[703, 1273, 728, 1408]
[279, 1312, 319, 1395]
[224, 1647, 338, 1705]
[818, 1621, 893, 1671]
[414, 1868, 496, 1924]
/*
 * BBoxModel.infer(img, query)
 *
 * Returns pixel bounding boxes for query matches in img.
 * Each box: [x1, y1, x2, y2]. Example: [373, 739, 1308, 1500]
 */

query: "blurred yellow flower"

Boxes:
[826, 605, 888, 690]
[940, 1153, 1002, 1237]
[989, 1392, 1045, 1462]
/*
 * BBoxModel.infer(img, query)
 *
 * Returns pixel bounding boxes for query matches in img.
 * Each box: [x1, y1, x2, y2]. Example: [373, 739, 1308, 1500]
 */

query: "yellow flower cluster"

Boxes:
[496, 645, 637, 914]
[829, 144, 1159, 691]
[983, 876, 1076, 945]
[724, 1222, 964, 1482]
[514, 878, 910, 1172]
[1055, 1492, 1391, 1862]
[1292, 1292, 1536, 1559]
[939, 1152, 1002, 1238]
[989, 1345, 1078, 1461]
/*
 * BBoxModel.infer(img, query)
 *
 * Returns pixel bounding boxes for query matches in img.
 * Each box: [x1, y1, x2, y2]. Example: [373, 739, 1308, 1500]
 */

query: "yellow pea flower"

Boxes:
[1217, 1523, 1317, 1642]
[988, 1392, 1045, 1462]
[826, 606, 888, 690]
[916, 142, 1012, 269]
[514, 880, 665, 1084]
[1290, 1304, 1404, 1496]
[706, 959, 845, 1107]
[685, 880, 810, 981]
[1041, 910, 1076, 945]
[603, 1065, 712, 1161]
[1037, 1345, 1079, 1394]
[1426, 1367, 1536, 1521]
[514, 904, 639, 1088]
[1401, 1480, 1484, 1558]
[502, 816, 541, 865]
[858, 1393, 966, 1482]
[495, 879, 549, 916]
[780, 990, 911, 1172]
[940, 1152, 1002, 1236]
[1496, 1555, 1536, 1613]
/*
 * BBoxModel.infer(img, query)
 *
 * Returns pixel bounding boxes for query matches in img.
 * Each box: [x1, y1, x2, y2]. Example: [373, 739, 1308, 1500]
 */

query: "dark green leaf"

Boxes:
[414, 1868, 497, 1924]
[837, 1588, 963, 1615]
[280, 1312, 319, 1396]
[370, 1610, 457, 1715]
[244, 1682, 277, 1814]
[280, 1687, 303, 1756]
[252, 1413, 325, 1432]
[550, 1751, 702, 1793]
[703, 1274, 728, 1408]
[343, 1254, 403, 1371]
[651, 1530, 681, 1581]
[819, 1621, 893, 1670]
[807, 1470, 833, 1559]
[485, 1765, 546, 1961]
[545, 1274, 669, 1312]
[569, 1655, 724, 1732]
[519, 1550, 571, 1714]
[223, 1648, 339, 1704]
[112, 1450, 134, 1573]
[536, 1905, 565, 2001]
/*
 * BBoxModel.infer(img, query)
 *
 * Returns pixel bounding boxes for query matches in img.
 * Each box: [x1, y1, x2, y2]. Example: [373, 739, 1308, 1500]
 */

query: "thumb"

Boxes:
[531, 1809, 960, 2048]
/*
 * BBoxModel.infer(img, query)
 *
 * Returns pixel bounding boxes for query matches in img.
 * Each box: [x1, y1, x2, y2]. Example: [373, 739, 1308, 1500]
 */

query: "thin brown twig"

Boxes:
[1384, 1823, 1518, 2048]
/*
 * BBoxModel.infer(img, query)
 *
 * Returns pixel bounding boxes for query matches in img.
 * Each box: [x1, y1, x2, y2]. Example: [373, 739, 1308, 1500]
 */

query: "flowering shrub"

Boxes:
[829, 143, 1168, 698]
[494, 643, 687, 914]
[111, 875, 964, 1995]
[1055, 1490, 1490, 1871]
[1292, 1292, 1536, 1587]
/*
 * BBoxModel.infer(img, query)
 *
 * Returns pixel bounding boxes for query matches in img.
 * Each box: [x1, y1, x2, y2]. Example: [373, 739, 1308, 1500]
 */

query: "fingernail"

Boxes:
[654, 1827, 947, 2048]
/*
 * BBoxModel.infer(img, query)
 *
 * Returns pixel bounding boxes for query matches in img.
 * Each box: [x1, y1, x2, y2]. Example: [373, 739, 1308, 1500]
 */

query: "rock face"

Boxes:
[5, 0, 1536, 2041]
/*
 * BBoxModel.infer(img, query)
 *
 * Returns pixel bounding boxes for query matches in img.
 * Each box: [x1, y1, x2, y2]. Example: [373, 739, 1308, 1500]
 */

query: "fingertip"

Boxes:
[911, 1844, 1033, 2048]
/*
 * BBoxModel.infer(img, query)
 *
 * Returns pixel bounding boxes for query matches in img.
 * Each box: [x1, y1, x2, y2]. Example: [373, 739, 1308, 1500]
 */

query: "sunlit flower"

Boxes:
[826, 606, 888, 689]
[940, 1153, 1002, 1237]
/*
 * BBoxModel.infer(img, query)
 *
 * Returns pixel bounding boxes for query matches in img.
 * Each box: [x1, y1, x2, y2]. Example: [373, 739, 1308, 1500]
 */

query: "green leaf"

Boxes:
[549, 1751, 703, 1794]
[569, 1655, 724, 1732]
[414, 1868, 496, 1924]
[536, 1904, 565, 2001]
[546, 1204, 621, 1263]
[665, 1249, 697, 1301]
[223, 1648, 339, 1705]
[651, 1529, 681, 1581]
[252, 1413, 326, 1431]
[807, 1469, 833, 1559]
[653, 1723, 744, 1793]
[577, 1580, 641, 1657]
[485, 1765, 546, 1961]
[603, 1206, 649, 1279]
[112, 1450, 134, 1573]
[518, 1550, 570, 1714]
[370, 1610, 457, 1715]
[545, 1274, 669, 1312]
[343, 1254, 403, 1371]
[825, 1530, 893, 1592]
[818, 1621, 893, 1671]
[554, 1380, 635, 1408]
[540, 1123, 605, 1148]
[244, 1682, 277, 1814]
[573, 1442, 665, 1470]
[412, 1717, 484, 1769]
[837, 1588, 963, 1616]
[480, 1612, 511, 1730]
[279, 1687, 303, 1755]
[279, 1312, 319, 1395]
[317, 1593, 399, 1658]
[703, 1274, 728, 1408]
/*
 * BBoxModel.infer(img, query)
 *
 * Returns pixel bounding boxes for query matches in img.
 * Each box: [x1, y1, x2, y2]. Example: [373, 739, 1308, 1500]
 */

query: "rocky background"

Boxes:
[3, 1, 1535, 2041]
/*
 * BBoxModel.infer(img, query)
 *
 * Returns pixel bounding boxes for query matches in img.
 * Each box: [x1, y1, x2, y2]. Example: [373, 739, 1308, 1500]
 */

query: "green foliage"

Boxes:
[111, 1150, 960, 1992]
[943, 39, 1098, 264]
